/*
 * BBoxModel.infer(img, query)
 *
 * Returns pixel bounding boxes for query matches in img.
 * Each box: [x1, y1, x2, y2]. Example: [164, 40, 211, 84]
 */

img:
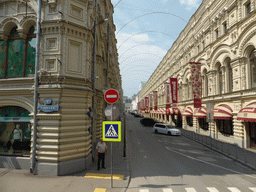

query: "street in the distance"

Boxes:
[125, 114, 256, 192]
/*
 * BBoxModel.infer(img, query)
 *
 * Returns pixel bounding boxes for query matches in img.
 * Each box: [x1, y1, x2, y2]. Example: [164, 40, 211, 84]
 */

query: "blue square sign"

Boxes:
[102, 121, 121, 142]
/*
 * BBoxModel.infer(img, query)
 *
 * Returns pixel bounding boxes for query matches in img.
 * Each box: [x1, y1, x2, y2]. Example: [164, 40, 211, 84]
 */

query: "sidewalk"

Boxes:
[0, 116, 130, 192]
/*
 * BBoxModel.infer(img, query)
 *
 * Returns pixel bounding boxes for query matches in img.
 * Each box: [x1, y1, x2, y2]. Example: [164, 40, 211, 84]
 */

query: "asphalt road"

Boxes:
[125, 114, 256, 192]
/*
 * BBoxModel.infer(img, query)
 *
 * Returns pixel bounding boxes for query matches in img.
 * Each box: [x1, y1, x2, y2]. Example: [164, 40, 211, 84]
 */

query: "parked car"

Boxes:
[153, 123, 181, 136]
[134, 114, 142, 118]
[140, 118, 158, 127]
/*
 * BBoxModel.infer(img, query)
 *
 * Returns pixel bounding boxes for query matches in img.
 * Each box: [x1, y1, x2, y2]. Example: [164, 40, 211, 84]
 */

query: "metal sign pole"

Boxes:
[111, 103, 113, 188]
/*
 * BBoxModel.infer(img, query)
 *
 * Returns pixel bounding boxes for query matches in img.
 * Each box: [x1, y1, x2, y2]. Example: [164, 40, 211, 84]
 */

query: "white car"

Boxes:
[153, 123, 181, 136]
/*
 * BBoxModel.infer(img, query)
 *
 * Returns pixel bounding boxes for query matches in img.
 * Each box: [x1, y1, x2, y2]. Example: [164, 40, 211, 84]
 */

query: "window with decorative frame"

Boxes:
[250, 49, 256, 88]
[0, 26, 36, 78]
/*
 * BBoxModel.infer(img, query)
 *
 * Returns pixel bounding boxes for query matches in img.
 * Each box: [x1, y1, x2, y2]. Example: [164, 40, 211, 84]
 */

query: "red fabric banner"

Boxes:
[190, 62, 202, 108]
[165, 83, 170, 103]
[170, 78, 178, 108]
[153, 91, 158, 110]
[145, 97, 149, 111]
[149, 94, 152, 110]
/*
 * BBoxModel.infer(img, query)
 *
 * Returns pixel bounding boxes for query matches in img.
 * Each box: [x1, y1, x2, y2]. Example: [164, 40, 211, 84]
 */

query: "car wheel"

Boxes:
[168, 132, 172, 136]
[154, 129, 158, 134]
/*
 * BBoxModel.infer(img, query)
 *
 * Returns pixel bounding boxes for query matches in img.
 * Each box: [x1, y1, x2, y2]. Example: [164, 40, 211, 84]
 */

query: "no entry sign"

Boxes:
[104, 89, 119, 104]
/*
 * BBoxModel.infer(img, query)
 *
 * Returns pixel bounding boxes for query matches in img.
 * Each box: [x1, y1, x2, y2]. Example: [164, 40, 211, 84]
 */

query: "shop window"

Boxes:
[216, 119, 233, 135]
[0, 26, 36, 78]
[186, 116, 193, 126]
[0, 106, 32, 156]
[248, 122, 256, 148]
[198, 118, 209, 130]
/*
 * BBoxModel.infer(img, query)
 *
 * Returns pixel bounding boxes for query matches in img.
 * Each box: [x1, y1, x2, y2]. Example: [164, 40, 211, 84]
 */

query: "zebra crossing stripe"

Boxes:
[227, 187, 241, 192]
[162, 188, 173, 192]
[185, 188, 197, 192]
[206, 187, 219, 192]
[249, 188, 256, 192]
[139, 190, 149, 192]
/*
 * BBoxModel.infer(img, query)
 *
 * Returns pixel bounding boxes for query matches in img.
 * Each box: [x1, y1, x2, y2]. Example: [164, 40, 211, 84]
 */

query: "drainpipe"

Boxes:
[91, 0, 98, 161]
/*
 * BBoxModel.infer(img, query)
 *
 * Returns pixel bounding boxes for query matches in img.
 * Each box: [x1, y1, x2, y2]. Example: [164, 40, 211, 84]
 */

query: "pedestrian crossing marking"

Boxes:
[227, 187, 241, 192]
[106, 125, 118, 137]
[139, 190, 149, 192]
[94, 188, 106, 192]
[185, 188, 197, 192]
[134, 187, 256, 192]
[84, 173, 124, 180]
[207, 187, 219, 192]
[162, 189, 173, 192]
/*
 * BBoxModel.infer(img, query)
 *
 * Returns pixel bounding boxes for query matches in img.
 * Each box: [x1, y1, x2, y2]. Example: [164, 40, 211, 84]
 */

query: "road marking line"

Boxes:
[140, 190, 149, 192]
[206, 187, 219, 192]
[185, 188, 197, 192]
[162, 188, 173, 192]
[84, 173, 124, 180]
[165, 147, 256, 179]
[227, 187, 241, 192]
[249, 188, 256, 192]
[94, 188, 106, 192]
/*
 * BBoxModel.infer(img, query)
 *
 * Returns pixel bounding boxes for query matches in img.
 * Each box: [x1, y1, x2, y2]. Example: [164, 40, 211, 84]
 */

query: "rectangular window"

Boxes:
[0, 41, 5, 77]
[246, 2, 251, 16]
[202, 41, 205, 50]
[7, 39, 24, 77]
[215, 29, 219, 40]
[26, 38, 36, 75]
[223, 22, 227, 34]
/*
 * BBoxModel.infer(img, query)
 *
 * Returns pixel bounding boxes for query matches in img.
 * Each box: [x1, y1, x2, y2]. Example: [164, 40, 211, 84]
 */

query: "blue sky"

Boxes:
[110, 0, 202, 98]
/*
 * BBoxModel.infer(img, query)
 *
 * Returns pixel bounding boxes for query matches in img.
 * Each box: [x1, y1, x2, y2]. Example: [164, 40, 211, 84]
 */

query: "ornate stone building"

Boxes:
[0, 0, 122, 175]
[140, 0, 256, 150]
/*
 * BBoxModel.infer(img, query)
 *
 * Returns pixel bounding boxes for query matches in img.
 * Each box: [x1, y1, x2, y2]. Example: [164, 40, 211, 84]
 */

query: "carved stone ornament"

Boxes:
[48, 0, 57, 8]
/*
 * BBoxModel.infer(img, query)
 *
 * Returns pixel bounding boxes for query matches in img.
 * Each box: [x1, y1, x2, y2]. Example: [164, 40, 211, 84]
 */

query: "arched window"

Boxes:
[250, 49, 256, 88]
[226, 59, 233, 93]
[203, 69, 208, 97]
[216, 63, 222, 94]
[0, 26, 36, 78]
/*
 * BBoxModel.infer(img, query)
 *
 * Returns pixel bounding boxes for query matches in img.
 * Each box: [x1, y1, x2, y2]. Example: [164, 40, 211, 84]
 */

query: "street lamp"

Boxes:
[91, 0, 110, 161]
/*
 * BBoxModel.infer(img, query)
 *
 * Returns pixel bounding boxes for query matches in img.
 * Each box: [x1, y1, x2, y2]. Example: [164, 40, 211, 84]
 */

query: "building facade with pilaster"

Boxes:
[0, 0, 122, 176]
[139, 0, 256, 150]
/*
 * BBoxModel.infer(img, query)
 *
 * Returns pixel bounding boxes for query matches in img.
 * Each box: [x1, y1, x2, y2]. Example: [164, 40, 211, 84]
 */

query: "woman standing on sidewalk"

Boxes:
[96, 138, 107, 170]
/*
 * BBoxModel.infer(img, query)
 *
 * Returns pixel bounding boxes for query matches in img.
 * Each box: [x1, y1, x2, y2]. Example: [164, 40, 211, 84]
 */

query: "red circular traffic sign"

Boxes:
[104, 89, 119, 104]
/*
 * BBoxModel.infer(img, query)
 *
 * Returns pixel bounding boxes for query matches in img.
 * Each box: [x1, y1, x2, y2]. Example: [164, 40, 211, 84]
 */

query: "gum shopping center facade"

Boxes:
[139, 0, 256, 151]
[0, 0, 122, 175]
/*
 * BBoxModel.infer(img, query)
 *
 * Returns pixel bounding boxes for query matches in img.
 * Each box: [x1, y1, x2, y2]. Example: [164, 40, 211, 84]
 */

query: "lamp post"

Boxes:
[91, 0, 110, 161]
[30, 0, 42, 174]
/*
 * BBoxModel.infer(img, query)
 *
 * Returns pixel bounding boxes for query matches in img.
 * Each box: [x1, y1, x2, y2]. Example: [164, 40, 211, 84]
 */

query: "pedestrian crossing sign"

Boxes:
[102, 121, 121, 142]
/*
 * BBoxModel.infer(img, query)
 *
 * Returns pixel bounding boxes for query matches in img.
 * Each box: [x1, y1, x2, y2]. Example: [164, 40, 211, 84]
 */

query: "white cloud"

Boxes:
[116, 31, 167, 97]
[180, 0, 200, 8]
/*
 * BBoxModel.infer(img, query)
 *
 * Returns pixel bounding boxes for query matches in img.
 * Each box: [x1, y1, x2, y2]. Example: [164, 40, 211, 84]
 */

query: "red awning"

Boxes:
[169, 107, 181, 115]
[213, 104, 233, 120]
[150, 109, 155, 114]
[237, 103, 256, 122]
[182, 107, 193, 116]
[193, 107, 207, 118]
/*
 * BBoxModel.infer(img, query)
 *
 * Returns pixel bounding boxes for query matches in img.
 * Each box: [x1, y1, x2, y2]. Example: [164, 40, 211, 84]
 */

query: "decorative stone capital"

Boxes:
[48, 0, 57, 8]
